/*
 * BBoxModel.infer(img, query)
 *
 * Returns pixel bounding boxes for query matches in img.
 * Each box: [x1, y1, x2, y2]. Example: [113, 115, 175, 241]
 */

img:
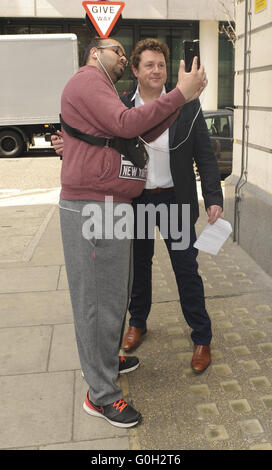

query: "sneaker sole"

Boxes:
[119, 361, 139, 374]
[81, 361, 139, 378]
[83, 402, 141, 428]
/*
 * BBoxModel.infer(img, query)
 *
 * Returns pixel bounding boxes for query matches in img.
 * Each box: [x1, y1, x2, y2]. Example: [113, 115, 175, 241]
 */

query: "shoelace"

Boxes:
[113, 399, 128, 413]
[119, 356, 126, 363]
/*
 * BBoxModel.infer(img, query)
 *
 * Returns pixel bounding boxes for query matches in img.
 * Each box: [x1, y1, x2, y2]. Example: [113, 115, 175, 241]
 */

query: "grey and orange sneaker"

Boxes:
[118, 355, 139, 374]
[81, 356, 139, 378]
[83, 391, 142, 428]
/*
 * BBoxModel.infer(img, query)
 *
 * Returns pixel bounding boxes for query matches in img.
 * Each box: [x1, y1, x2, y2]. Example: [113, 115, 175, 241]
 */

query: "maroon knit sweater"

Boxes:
[60, 65, 185, 202]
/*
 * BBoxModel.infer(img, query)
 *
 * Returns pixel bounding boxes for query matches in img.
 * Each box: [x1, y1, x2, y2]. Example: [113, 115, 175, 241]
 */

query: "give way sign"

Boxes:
[82, 1, 125, 38]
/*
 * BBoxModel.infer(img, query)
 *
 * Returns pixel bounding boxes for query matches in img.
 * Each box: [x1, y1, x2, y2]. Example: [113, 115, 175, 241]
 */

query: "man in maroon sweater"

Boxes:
[56, 36, 206, 428]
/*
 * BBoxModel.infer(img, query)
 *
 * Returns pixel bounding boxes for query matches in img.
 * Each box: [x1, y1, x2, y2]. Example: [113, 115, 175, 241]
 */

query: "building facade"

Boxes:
[0, 0, 235, 109]
[2, 2, 271, 275]
[225, 0, 272, 276]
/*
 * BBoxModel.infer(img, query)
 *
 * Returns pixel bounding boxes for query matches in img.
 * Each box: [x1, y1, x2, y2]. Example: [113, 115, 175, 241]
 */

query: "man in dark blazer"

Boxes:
[121, 38, 223, 373]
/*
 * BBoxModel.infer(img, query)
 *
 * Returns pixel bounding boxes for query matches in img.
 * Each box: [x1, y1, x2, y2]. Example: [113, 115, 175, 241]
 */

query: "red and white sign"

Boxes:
[82, 1, 125, 38]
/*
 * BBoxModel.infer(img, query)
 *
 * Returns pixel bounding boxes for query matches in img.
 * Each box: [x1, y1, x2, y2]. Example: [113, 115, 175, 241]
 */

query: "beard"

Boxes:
[114, 64, 125, 81]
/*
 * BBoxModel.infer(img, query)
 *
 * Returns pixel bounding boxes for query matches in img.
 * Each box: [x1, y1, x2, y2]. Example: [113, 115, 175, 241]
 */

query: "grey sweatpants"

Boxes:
[59, 199, 133, 405]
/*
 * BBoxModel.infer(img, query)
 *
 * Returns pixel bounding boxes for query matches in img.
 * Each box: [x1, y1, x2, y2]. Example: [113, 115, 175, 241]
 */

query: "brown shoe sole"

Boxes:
[191, 361, 211, 374]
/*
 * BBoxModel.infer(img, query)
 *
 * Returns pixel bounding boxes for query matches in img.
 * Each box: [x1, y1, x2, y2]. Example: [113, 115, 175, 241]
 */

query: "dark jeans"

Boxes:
[129, 190, 212, 345]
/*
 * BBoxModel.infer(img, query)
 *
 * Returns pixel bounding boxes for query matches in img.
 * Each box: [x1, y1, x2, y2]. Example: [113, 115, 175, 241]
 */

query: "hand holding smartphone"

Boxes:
[183, 40, 200, 72]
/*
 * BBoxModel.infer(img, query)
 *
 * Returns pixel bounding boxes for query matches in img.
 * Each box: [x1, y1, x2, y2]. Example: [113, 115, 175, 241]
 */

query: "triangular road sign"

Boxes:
[82, 1, 125, 38]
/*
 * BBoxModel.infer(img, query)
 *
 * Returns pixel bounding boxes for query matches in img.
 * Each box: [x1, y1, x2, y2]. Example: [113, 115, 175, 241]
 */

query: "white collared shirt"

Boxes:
[132, 85, 174, 189]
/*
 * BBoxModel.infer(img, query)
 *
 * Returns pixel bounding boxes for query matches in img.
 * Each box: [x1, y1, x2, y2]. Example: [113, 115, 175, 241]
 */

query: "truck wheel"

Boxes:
[0, 130, 24, 158]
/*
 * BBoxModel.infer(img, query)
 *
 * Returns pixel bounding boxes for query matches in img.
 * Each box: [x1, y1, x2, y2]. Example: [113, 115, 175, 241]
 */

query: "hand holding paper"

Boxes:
[207, 205, 223, 224]
[193, 218, 232, 255]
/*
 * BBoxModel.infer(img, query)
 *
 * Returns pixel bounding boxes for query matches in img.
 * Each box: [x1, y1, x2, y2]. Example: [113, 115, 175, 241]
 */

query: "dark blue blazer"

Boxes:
[121, 90, 223, 225]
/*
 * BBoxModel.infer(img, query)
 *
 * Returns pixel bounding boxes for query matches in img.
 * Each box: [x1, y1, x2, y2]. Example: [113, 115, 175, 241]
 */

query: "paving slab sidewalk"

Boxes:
[0, 201, 271, 450]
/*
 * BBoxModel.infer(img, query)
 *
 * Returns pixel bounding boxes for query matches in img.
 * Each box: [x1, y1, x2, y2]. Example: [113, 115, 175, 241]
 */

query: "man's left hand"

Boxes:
[207, 205, 222, 224]
[51, 131, 64, 156]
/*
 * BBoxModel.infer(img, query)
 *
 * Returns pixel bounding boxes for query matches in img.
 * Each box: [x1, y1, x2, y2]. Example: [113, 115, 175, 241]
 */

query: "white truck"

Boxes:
[0, 33, 78, 157]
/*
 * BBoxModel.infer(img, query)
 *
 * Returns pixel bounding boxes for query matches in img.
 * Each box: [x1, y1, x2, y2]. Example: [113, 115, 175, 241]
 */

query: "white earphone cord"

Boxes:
[96, 53, 120, 98]
[96, 52, 206, 153]
[139, 92, 205, 152]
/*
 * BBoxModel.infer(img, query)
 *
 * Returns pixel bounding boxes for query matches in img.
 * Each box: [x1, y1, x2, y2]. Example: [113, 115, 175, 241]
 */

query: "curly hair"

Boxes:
[130, 38, 170, 69]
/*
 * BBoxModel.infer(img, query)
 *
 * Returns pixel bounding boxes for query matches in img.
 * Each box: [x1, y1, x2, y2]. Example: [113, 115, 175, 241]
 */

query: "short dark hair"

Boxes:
[130, 38, 170, 69]
[83, 37, 108, 65]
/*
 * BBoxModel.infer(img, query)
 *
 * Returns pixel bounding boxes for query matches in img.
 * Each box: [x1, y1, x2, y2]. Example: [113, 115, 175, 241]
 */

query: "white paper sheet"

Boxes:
[193, 218, 233, 255]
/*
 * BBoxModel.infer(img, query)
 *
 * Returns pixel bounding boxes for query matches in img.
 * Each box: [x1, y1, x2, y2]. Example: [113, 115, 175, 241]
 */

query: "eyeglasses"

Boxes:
[97, 45, 128, 66]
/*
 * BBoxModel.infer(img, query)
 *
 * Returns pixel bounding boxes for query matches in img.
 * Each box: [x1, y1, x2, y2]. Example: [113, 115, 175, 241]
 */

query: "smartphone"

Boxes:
[183, 40, 200, 72]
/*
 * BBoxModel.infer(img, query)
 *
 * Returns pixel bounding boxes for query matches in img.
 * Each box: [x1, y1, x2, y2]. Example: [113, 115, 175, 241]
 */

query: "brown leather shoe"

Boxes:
[122, 326, 147, 352]
[191, 345, 211, 373]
